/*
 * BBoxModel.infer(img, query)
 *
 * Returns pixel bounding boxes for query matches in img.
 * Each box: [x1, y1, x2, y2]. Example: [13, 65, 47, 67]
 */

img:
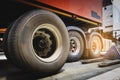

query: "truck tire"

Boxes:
[4, 10, 69, 74]
[3, 23, 16, 65]
[89, 32, 103, 58]
[67, 26, 84, 62]
[4, 23, 23, 68]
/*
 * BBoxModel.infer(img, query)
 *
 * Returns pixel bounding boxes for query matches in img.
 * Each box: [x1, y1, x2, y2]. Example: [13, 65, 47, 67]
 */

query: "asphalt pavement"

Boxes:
[88, 67, 120, 80]
[0, 60, 119, 80]
[0, 53, 120, 80]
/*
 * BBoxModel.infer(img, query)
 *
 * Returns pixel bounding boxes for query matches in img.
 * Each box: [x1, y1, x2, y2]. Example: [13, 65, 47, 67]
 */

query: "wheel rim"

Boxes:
[69, 31, 81, 55]
[31, 23, 62, 62]
[90, 36, 101, 55]
[70, 37, 81, 55]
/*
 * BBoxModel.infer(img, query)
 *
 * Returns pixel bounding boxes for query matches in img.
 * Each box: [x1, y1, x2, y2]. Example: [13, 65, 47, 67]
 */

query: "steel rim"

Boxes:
[69, 37, 81, 55]
[91, 36, 101, 55]
[31, 23, 62, 62]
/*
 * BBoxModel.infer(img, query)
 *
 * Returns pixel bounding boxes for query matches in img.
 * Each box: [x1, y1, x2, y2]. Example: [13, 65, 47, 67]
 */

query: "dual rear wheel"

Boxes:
[67, 28, 103, 61]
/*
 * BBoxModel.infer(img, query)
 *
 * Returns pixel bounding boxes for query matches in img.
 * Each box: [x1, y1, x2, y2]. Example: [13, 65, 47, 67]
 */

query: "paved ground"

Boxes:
[0, 59, 120, 80]
[40, 61, 120, 80]
[88, 67, 120, 80]
[0, 53, 120, 80]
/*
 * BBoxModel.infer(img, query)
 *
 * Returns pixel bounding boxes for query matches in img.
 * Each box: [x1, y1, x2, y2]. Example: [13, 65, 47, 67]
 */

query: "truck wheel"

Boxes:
[89, 32, 103, 58]
[67, 26, 84, 62]
[3, 24, 16, 64]
[4, 10, 69, 74]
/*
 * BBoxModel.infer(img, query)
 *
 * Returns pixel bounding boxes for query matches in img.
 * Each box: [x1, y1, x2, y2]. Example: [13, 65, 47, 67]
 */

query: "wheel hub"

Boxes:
[70, 39, 77, 52]
[90, 35, 102, 55]
[33, 31, 52, 57]
[39, 39, 46, 49]
[92, 42, 96, 52]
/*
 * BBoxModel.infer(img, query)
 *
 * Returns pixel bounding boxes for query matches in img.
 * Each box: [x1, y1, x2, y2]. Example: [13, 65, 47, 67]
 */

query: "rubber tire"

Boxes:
[4, 23, 24, 68]
[67, 26, 84, 62]
[3, 24, 13, 62]
[89, 32, 103, 58]
[4, 10, 69, 74]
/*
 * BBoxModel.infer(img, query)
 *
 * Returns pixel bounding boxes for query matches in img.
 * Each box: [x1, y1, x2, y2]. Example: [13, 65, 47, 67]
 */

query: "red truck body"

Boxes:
[36, 0, 102, 23]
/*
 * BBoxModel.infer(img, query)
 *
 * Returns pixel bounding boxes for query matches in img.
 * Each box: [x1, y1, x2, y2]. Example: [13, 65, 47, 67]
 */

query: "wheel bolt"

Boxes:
[71, 40, 75, 44]
[72, 44, 76, 47]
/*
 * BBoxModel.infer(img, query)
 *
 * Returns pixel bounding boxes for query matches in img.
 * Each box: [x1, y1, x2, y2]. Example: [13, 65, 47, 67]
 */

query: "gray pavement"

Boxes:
[88, 67, 120, 80]
[40, 61, 120, 80]
[0, 52, 120, 80]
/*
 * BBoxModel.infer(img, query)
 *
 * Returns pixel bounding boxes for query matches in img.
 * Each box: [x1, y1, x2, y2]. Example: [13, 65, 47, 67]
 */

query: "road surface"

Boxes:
[0, 58, 120, 80]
